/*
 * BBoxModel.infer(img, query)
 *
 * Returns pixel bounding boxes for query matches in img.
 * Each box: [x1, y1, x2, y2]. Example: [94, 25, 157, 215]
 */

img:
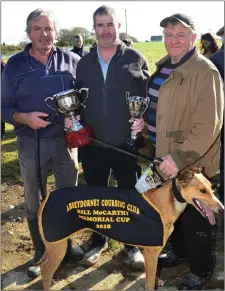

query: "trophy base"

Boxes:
[124, 136, 145, 152]
[65, 125, 93, 148]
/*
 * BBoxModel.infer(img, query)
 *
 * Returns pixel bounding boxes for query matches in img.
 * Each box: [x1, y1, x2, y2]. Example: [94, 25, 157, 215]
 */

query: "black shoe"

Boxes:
[63, 238, 84, 263]
[27, 218, 45, 278]
[178, 272, 213, 290]
[158, 250, 188, 268]
[27, 265, 41, 278]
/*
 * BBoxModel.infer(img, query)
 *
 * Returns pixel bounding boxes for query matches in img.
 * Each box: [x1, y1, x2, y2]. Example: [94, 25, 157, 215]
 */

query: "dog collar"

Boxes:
[172, 178, 186, 203]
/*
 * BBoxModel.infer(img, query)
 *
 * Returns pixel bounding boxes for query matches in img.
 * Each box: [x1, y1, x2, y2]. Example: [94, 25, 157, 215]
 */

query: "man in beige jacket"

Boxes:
[144, 13, 224, 290]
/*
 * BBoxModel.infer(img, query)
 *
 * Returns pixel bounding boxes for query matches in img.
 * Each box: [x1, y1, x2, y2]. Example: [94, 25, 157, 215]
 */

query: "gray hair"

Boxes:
[93, 5, 119, 26]
[163, 19, 196, 36]
[25, 8, 59, 37]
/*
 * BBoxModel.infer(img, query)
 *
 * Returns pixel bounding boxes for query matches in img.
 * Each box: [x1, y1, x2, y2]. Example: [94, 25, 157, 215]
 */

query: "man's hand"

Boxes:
[159, 154, 179, 178]
[129, 118, 145, 134]
[13, 112, 50, 130]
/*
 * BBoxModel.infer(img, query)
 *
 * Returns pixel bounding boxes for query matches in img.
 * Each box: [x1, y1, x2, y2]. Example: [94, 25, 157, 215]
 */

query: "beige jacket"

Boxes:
[152, 48, 224, 178]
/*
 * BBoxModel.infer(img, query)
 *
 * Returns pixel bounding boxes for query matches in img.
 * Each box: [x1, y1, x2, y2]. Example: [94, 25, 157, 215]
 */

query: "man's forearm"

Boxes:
[12, 112, 28, 125]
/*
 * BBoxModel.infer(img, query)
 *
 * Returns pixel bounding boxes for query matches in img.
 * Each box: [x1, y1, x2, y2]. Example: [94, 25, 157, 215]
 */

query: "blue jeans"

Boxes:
[17, 135, 78, 219]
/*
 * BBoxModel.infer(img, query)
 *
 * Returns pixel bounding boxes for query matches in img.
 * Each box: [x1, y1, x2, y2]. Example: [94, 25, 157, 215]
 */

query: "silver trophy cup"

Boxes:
[44, 88, 89, 131]
[125, 92, 150, 149]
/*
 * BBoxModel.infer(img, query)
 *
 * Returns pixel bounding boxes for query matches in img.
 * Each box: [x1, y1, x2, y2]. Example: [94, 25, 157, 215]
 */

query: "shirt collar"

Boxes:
[23, 42, 57, 57]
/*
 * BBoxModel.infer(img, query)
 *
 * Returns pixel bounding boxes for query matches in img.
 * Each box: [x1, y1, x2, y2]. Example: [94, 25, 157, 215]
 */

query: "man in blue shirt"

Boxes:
[73, 5, 149, 270]
[1, 8, 84, 278]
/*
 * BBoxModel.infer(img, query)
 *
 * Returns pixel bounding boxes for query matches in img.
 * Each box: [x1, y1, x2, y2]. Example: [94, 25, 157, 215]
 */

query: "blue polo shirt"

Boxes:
[1, 43, 80, 138]
[97, 46, 114, 81]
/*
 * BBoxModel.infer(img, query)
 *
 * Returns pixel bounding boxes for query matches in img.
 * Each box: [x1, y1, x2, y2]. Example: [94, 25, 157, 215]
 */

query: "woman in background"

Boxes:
[200, 32, 219, 58]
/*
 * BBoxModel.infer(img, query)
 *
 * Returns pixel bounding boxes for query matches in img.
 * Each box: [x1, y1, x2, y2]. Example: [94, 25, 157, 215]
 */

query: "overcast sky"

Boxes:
[1, 1, 224, 44]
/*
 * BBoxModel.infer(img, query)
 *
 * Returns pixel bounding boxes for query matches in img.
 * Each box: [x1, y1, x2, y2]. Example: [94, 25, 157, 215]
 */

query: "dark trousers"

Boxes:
[171, 205, 214, 276]
[81, 145, 141, 248]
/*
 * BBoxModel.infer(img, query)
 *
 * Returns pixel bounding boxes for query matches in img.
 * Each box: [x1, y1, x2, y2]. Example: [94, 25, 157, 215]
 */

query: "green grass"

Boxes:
[134, 42, 166, 73]
[1, 124, 21, 184]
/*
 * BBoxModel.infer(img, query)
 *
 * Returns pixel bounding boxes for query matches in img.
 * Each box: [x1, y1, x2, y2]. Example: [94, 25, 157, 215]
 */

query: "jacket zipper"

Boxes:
[102, 52, 121, 142]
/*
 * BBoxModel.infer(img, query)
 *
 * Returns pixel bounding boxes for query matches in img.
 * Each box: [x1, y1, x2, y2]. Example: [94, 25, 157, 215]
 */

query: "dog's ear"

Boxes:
[190, 167, 202, 174]
[177, 169, 194, 183]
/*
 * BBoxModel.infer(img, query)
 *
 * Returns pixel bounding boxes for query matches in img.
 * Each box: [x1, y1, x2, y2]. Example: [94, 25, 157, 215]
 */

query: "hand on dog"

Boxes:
[159, 155, 179, 178]
[64, 115, 80, 129]
[129, 117, 145, 134]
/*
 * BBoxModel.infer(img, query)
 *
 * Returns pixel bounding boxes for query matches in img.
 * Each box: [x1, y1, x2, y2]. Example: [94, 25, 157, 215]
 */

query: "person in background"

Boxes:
[71, 34, 89, 58]
[1, 8, 83, 278]
[1, 59, 6, 139]
[200, 32, 219, 58]
[210, 26, 224, 80]
[90, 39, 98, 50]
[210, 26, 224, 204]
[144, 13, 223, 290]
[69, 5, 149, 270]
[122, 38, 133, 48]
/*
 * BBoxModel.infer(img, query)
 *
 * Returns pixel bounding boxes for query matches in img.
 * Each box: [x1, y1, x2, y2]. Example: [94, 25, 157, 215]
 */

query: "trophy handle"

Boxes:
[126, 92, 130, 104]
[44, 97, 57, 112]
[78, 88, 89, 109]
[142, 97, 150, 115]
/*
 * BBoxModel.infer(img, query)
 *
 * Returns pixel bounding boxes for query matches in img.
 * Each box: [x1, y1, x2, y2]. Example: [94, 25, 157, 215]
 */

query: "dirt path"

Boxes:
[1, 183, 224, 290]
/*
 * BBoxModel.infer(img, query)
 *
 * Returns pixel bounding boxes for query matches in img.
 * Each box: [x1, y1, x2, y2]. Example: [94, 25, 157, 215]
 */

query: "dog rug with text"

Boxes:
[39, 186, 165, 248]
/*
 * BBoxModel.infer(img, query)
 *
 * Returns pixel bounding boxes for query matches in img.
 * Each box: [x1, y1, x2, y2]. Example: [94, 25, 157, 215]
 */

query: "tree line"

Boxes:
[1, 27, 138, 56]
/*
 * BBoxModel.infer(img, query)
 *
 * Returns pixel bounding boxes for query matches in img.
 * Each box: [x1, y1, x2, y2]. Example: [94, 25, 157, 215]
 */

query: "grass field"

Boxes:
[1, 41, 220, 187]
[134, 42, 166, 72]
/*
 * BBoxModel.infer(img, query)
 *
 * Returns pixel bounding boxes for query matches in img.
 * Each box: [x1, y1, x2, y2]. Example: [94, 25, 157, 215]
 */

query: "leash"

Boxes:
[34, 129, 46, 201]
[36, 116, 167, 198]
[42, 117, 161, 165]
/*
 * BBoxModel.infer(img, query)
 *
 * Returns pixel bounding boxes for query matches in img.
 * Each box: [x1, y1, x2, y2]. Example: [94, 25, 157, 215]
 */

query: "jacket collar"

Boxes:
[23, 42, 57, 57]
[155, 47, 200, 76]
[72, 46, 84, 53]
[90, 41, 127, 57]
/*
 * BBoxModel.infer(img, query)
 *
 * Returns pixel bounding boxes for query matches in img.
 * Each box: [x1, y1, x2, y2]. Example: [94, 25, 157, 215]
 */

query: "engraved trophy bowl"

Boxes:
[45, 88, 89, 131]
[125, 92, 150, 150]
[44, 88, 92, 148]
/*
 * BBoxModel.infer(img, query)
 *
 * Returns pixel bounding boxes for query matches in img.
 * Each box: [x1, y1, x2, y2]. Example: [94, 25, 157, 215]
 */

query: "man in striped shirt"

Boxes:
[144, 13, 223, 290]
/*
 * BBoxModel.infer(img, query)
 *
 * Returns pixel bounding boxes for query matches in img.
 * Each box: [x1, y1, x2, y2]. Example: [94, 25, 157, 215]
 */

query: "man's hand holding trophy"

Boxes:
[44, 88, 93, 148]
[125, 92, 150, 151]
[44, 88, 150, 151]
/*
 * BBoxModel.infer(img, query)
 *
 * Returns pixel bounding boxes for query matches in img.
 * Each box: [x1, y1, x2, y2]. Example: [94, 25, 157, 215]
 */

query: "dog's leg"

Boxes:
[144, 247, 161, 290]
[41, 240, 67, 291]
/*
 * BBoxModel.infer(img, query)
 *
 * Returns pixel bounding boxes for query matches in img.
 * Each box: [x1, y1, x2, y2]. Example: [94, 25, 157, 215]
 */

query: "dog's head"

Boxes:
[176, 168, 224, 225]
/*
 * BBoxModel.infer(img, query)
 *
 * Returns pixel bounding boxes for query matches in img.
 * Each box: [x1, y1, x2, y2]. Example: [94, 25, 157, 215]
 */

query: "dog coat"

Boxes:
[39, 186, 165, 248]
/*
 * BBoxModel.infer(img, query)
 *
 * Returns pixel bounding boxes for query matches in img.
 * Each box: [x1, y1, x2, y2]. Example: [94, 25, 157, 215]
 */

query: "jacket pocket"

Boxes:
[166, 130, 186, 144]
